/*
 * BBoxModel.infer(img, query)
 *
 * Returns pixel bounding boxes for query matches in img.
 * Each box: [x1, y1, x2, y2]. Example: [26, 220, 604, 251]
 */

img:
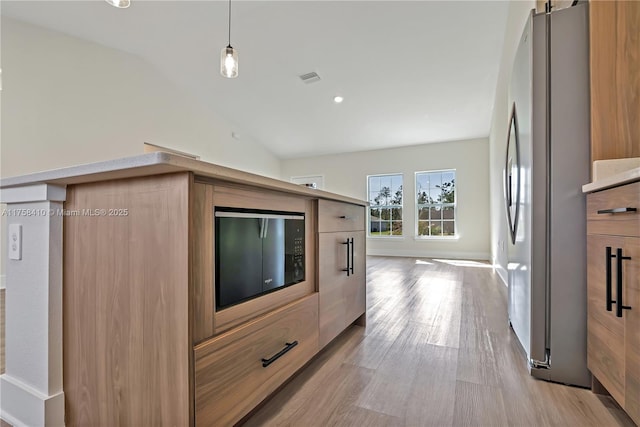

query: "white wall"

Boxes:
[282, 139, 491, 260]
[488, 1, 536, 284]
[0, 17, 281, 179]
[0, 17, 283, 282]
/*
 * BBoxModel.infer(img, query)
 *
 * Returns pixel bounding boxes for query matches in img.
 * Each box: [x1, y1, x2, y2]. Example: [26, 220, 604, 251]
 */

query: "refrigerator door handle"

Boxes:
[505, 103, 521, 245]
[615, 248, 632, 317]
[606, 246, 615, 312]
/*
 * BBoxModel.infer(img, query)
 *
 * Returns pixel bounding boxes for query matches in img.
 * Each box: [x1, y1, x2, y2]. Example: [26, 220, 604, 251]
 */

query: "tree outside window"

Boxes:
[416, 170, 456, 237]
[368, 174, 403, 236]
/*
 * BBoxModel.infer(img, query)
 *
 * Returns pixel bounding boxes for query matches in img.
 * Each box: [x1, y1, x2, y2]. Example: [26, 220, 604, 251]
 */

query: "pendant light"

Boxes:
[105, 0, 130, 8]
[220, 0, 238, 78]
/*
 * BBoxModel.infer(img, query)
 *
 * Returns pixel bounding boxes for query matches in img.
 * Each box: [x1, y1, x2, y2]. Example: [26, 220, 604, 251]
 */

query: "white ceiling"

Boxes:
[1, 0, 510, 159]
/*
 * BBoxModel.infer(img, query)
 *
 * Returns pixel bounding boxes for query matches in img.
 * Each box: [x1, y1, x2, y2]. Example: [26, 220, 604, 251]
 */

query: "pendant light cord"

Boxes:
[227, 0, 232, 48]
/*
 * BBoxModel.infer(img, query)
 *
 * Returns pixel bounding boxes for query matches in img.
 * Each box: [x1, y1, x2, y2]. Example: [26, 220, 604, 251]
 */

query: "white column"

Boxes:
[0, 184, 66, 427]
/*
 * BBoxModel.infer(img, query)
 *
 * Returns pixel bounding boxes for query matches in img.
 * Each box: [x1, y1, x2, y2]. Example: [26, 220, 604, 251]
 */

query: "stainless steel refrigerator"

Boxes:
[506, 3, 591, 387]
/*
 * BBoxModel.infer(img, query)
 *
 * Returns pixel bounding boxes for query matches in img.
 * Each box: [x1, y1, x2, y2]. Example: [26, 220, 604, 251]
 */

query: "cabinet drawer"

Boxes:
[587, 182, 640, 237]
[318, 199, 365, 232]
[194, 294, 319, 426]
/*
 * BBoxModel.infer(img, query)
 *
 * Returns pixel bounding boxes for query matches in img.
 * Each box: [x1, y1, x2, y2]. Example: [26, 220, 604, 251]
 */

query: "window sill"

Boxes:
[414, 235, 459, 241]
[367, 235, 405, 239]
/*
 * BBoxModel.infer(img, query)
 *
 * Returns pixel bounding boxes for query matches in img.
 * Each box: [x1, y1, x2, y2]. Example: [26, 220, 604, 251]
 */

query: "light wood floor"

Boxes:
[245, 256, 635, 427]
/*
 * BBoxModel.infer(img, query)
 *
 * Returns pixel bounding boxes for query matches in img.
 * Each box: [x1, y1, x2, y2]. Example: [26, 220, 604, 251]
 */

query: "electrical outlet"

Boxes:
[9, 224, 22, 260]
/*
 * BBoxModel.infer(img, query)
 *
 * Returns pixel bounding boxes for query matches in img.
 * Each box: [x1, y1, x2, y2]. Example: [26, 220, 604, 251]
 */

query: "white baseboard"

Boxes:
[0, 412, 22, 427]
[495, 264, 508, 287]
[494, 265, 509, 287]
[366, 249, 490, 261]
[490, 256, 508, 287]
[0, 374, 65, 427]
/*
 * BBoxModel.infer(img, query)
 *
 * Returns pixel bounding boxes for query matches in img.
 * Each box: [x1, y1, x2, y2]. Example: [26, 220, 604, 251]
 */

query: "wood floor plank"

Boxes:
[452, 380, 509, 427]
[456, 346, 503, 388]
[354, 324, 428, 417]
[404, 344, 458, 426]
[285, 363, 376, 426]
[546, 381, 636, 427]
[243, 256, 635, 427]
[342, 335, 395, 370]
[325, 405, 402, 427]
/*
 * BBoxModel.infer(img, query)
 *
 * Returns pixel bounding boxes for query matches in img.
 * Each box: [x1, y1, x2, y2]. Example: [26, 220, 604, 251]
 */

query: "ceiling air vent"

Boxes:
[299, 72, 321, 84]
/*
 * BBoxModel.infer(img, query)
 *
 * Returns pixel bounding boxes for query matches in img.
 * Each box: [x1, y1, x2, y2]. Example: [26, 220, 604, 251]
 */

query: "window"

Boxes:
[368, 174, 403, 236]
[416, 170, 456, 237]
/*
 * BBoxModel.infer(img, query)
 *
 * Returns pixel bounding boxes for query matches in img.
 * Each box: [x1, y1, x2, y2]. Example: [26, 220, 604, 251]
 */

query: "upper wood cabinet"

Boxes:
[590, 0, 640, 162]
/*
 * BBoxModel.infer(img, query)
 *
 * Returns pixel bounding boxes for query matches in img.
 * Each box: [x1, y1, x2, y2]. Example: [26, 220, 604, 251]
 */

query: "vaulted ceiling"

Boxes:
[1, 1, 510, 158]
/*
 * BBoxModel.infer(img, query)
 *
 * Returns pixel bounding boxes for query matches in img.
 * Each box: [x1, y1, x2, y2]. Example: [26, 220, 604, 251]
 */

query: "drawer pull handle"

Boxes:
[261, 341, 298, 368]
[339, 215, 353, 220]
[606, 246, 615, 311]
[615, 248, 632, 318]
[597, 207, 637, 214]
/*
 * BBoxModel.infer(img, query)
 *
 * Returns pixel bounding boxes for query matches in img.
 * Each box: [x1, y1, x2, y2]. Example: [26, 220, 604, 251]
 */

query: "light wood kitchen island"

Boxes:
[0, 153, 367, 427]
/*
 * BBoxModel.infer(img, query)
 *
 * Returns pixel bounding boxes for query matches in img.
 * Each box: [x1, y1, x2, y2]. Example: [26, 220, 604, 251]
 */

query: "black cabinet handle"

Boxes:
[339, 215, 353, 220]
[597, 207, 637, 214]
[342, 239, 351, 276]
[615, 248, 632, 318]
[606, 246, 614, 311]
[261, 341, 298, 368]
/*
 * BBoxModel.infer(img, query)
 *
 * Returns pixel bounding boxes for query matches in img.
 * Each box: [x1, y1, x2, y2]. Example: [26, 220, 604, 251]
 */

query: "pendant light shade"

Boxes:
[105, 0, 130, 8]
[220, 0, 238, 78]
[221, 46, 238, 78]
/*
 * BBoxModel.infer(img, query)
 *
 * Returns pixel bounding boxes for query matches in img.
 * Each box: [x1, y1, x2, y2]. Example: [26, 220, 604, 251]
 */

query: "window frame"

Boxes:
[414, 169, 457, 240]
[366, 173, 404, 238]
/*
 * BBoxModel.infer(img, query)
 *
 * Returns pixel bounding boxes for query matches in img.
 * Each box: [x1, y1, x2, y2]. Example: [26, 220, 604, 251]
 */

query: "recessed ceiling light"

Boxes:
[105, 0, 130, 8]
[333, 96, 344, 104]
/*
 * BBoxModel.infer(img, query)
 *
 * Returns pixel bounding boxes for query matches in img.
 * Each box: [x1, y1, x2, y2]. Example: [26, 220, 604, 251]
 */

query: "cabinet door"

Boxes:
[318, 231, 366, 348]
[587, 234, 626, 404]
[344, 231, 366, 326]
[623, 237, 640, 425]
